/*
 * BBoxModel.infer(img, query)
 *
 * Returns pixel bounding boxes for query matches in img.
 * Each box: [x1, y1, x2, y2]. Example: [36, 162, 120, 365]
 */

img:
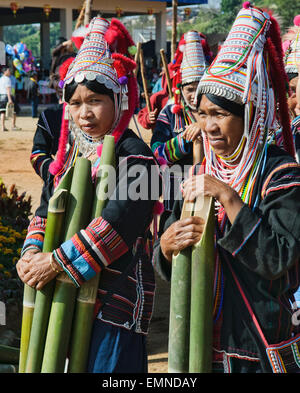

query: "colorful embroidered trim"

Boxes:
[53, 217, 128, 287]
[152, 133, 191, 165]
[261, 162, 300, 199]
[231, 217, 262, 257]
[21, 216, 47, 256]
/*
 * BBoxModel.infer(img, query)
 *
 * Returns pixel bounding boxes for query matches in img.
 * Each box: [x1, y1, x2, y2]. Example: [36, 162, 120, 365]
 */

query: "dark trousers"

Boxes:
[30, 96, 39, 117]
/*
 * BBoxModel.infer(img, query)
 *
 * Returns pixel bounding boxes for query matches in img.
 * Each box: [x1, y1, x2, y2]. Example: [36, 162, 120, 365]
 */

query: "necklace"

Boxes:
[69, 119, 105, 158]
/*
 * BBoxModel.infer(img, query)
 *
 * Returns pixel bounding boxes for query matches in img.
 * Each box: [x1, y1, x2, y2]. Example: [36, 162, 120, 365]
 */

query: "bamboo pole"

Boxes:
[171, 0, 178, 61]
[139, 48, 151, 114]
[19, 168, 73, 373]
[189, 196, 215, 373]
[193, 139, 203, 166]
[160, 49, 173, 99]
[84, 0, 93, 26]
[41, 158, 93, 373]
[168, 199, 194, 373]
[25, 188, 69, 373]
[134, 42, 142, 78]
[75, 1, 86, 29]
[68, 135, 116, 373]
[18, 284, 36, 373]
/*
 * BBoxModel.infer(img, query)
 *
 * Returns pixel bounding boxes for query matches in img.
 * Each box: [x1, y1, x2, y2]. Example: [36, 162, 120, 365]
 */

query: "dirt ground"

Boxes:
[0, 108, 169, 373]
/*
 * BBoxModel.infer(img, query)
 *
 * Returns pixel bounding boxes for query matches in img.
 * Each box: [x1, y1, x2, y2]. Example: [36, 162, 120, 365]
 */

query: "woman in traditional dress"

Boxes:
[16, 17, 161, 373]
[153, 4, 300, 373]
[150, 31, 212, 233]
[282, 15, 300, 162]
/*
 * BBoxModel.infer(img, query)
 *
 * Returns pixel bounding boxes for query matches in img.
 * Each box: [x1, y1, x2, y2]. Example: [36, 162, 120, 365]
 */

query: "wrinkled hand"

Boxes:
[182, 123, 203, 143]
[160, 216, 205, 262]
[182, 174, 244, 224]
[16, 251, 59, 290]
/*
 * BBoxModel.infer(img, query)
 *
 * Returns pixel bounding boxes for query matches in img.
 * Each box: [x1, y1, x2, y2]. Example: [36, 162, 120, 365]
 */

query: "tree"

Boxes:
[255, 0, 300, 32]
[221, 0, 242, 14]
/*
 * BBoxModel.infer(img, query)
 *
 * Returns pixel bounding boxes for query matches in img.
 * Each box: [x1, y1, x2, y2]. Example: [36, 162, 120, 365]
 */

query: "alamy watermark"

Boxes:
[94, 159, 204, 211]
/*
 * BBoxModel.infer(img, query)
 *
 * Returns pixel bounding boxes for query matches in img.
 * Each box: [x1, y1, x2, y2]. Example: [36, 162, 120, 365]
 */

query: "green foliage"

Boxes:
[3, 23, 62, 59]
[255, 0, 300, 32]
[0, 180, 32, 306]
[176, 8, 232, 37]
[221, 0, 242, 20]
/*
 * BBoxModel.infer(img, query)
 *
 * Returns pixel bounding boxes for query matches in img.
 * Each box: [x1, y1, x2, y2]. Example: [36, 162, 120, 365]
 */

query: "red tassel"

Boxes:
[111, 75, 139, 144]
[49, 103, 69, 175]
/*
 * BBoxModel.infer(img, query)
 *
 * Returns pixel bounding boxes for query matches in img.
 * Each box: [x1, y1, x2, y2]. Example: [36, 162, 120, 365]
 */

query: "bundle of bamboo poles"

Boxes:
[19, 135, 116, 373]
[168, 195, 215, 373]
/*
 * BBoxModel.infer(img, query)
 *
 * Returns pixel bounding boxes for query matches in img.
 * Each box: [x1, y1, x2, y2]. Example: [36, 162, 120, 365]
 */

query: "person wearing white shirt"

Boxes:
[0, 66, 13, 131]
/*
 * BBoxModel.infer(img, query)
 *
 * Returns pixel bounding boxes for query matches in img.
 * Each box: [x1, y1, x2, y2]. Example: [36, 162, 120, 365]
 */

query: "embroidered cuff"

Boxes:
[21, 216, 46, 256]
[54, 217, 129, 287]
[152, 134, 191, 165]
[218, 204, 262, 257]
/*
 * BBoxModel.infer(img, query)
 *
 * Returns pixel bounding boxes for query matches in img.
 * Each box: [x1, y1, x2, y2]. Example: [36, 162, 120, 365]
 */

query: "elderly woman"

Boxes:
[17, 17, 161, 373]
[153, 4, 300, 373]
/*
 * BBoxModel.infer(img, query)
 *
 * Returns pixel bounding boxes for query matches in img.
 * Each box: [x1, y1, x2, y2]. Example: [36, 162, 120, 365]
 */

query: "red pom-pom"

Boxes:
[71, 36, 84, 50]
[171, 104, 181, 114]
[294, 15, 300, 27]
[59, 56, 75, 81]
[111, 53, 136, 79]
[243, 1, 251, 9]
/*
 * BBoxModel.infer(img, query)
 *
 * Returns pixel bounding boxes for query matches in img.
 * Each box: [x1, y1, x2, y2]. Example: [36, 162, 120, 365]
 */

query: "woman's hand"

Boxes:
[182, 174, 244, 224]
[182, 123, 203, 142]
[16, 251, 62, 290]
[160, 216, 205, 263]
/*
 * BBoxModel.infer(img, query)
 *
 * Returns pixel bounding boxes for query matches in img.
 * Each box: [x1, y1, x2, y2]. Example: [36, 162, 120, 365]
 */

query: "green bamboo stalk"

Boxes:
[0, 345, 20, 364]
[18, 284, 36, 373]
[68, 135, 116, 373]
[41, 158, 93, 373]
[25, 188, 69, 373]
[18, 167, 74, 374]
[189, 196, 215, 373]
[41, 274, 78, 373]
[168, 200, 194, 373]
